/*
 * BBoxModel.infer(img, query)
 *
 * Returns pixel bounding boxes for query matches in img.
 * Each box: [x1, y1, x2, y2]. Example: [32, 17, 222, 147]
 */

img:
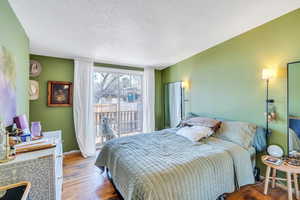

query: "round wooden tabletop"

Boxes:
[261, 155, 300, 174]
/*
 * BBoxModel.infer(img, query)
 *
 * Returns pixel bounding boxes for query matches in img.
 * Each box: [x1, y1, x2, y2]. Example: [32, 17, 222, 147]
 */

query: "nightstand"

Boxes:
[262, 155, 300, 200]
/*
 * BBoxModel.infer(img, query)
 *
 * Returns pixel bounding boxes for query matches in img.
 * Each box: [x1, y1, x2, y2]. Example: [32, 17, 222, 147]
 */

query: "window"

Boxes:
[93, 67, 143, 145]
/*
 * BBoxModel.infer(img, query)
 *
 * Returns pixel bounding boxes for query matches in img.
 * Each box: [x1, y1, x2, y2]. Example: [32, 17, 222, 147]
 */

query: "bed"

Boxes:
[95, 128, 255, 200]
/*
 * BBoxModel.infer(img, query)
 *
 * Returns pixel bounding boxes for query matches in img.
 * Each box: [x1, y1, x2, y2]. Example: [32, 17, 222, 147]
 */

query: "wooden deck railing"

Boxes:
[94, 110, 142, 143]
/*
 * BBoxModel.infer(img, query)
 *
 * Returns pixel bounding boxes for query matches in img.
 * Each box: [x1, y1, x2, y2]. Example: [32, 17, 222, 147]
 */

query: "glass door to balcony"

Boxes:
[93, 68, 143, 145]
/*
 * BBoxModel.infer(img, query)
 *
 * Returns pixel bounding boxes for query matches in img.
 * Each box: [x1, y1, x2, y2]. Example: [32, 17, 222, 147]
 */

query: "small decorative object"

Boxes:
[13, 114, 29, 130]
[20, 133, 31, 142]
[289, 150, 300, 158]
[264, 156, 283, 165]
[267, 145, 283, 158]
[13, 114, 30, 135]
[0, 120, 15, 163]
[29, 80, 39, 100]
[265, 102, 276, 122]
[287, 158, 300, 166]
[31, 121, 42, 137]
[48, 81, 73, 107]
[29, 59, 42, 77]
[6, 123, 22, 137]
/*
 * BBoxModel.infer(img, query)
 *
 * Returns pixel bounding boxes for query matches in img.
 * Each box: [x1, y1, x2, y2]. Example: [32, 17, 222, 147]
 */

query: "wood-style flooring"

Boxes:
[62, 152, 289, 200]
[62, 152, 121, 200]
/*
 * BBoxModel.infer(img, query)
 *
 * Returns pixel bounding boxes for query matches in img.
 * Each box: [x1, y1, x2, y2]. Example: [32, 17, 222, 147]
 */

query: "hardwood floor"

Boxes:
[62, 153, 290, 200]
[62, 152, 121, 200]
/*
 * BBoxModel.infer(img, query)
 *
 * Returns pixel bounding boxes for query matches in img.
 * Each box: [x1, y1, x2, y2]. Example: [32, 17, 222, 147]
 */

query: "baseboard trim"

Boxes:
[63, 150, 81, 156]
[63, 149, 101, 158]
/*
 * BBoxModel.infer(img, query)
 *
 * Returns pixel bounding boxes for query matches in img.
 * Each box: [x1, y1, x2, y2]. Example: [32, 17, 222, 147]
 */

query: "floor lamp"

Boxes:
[262, 68, 275, 135]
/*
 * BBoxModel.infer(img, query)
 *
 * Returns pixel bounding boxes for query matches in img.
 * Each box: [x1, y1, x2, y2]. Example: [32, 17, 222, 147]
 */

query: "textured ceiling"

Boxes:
[9, 0, 300, 68]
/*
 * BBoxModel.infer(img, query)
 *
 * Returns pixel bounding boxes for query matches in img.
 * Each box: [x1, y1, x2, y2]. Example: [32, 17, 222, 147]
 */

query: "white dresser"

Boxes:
[0, 130, 63, 200]
[43, 130, 63, 200]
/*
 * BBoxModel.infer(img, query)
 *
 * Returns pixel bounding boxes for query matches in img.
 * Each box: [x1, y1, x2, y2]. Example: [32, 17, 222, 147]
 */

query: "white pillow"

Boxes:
[176, 126, 214, 142]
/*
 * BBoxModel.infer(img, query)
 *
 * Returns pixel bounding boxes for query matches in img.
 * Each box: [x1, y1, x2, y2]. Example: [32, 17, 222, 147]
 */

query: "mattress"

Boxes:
[96, 128, 255, 200]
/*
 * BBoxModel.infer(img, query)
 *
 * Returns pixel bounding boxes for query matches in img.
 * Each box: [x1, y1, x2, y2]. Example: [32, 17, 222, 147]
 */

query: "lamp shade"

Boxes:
[182, 80, 190, 89]
[262, 68, 275, 80]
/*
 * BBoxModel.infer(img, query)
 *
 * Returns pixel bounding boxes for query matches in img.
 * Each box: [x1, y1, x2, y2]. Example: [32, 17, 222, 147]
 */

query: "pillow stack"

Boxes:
[178, 117, 222, 132]
[176, 126, 214, 142]
[177, 113, 263, 151]
[176, 117, 222, 142]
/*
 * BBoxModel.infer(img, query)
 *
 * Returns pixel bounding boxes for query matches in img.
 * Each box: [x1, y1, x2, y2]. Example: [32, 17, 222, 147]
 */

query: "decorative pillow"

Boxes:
[176, 126, 214, 142]
[216, 121, 257, 149]
[178, 117, 222, 132]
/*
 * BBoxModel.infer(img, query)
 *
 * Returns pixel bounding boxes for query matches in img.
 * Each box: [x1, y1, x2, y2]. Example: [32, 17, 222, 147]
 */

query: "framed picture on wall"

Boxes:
[47, 81, 73, 107]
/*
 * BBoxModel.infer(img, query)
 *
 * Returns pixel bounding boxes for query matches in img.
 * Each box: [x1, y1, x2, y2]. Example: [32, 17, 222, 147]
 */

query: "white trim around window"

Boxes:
[94, 66, 144, 75]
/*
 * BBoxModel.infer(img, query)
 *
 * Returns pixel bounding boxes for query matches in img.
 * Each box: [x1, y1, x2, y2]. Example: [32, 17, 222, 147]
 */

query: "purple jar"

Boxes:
[31, 121, 42, 137]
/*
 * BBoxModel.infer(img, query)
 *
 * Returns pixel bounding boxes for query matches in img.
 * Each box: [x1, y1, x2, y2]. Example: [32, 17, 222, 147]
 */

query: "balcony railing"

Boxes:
[94, 110, 142, 144]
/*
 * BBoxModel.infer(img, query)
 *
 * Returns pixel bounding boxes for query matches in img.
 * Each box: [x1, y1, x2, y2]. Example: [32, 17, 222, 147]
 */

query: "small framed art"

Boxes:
[47, 81, 73, 107]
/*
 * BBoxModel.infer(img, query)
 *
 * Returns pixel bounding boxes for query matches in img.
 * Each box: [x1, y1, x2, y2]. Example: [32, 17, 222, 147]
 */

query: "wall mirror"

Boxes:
[288, 61, 300, 154]
[164, 81, 184, 128]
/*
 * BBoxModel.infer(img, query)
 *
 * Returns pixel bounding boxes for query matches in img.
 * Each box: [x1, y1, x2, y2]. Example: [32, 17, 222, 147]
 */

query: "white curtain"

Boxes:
[169, 82, 182, 128]
[73, 59, 96, 157]
[143, 67, 155, 133]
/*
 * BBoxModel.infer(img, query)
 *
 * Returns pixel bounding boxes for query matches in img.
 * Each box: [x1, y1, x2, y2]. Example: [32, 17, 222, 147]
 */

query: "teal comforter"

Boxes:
[95, 129, 254, 200]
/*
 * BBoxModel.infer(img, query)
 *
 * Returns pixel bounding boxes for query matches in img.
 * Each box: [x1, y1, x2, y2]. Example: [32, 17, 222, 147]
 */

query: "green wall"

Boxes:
[29, 55, 78, 152]
[0, 0, 29, 119]
[288, 62, 300, 117]
[29, 55, 163, 151]
[162, 8, 300, 154]
[155, 70, 164, 130]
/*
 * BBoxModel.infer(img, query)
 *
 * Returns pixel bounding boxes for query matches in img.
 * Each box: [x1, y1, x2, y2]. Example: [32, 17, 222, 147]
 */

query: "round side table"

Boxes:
[262, 155, 300, 200]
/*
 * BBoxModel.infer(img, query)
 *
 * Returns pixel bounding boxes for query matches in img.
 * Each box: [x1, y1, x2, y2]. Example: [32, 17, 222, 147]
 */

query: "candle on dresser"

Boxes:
[31, 122, 42, 137]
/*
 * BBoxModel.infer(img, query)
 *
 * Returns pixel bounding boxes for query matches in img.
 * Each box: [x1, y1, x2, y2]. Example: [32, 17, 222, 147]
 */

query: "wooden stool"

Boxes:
[262, 155, 300, 200]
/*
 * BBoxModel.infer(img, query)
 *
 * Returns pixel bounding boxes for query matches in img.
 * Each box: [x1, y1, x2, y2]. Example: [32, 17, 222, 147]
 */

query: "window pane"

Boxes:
[93, 70, 143, 145]
[119, 74, 143, 134]
[94, 72, 119, 144]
